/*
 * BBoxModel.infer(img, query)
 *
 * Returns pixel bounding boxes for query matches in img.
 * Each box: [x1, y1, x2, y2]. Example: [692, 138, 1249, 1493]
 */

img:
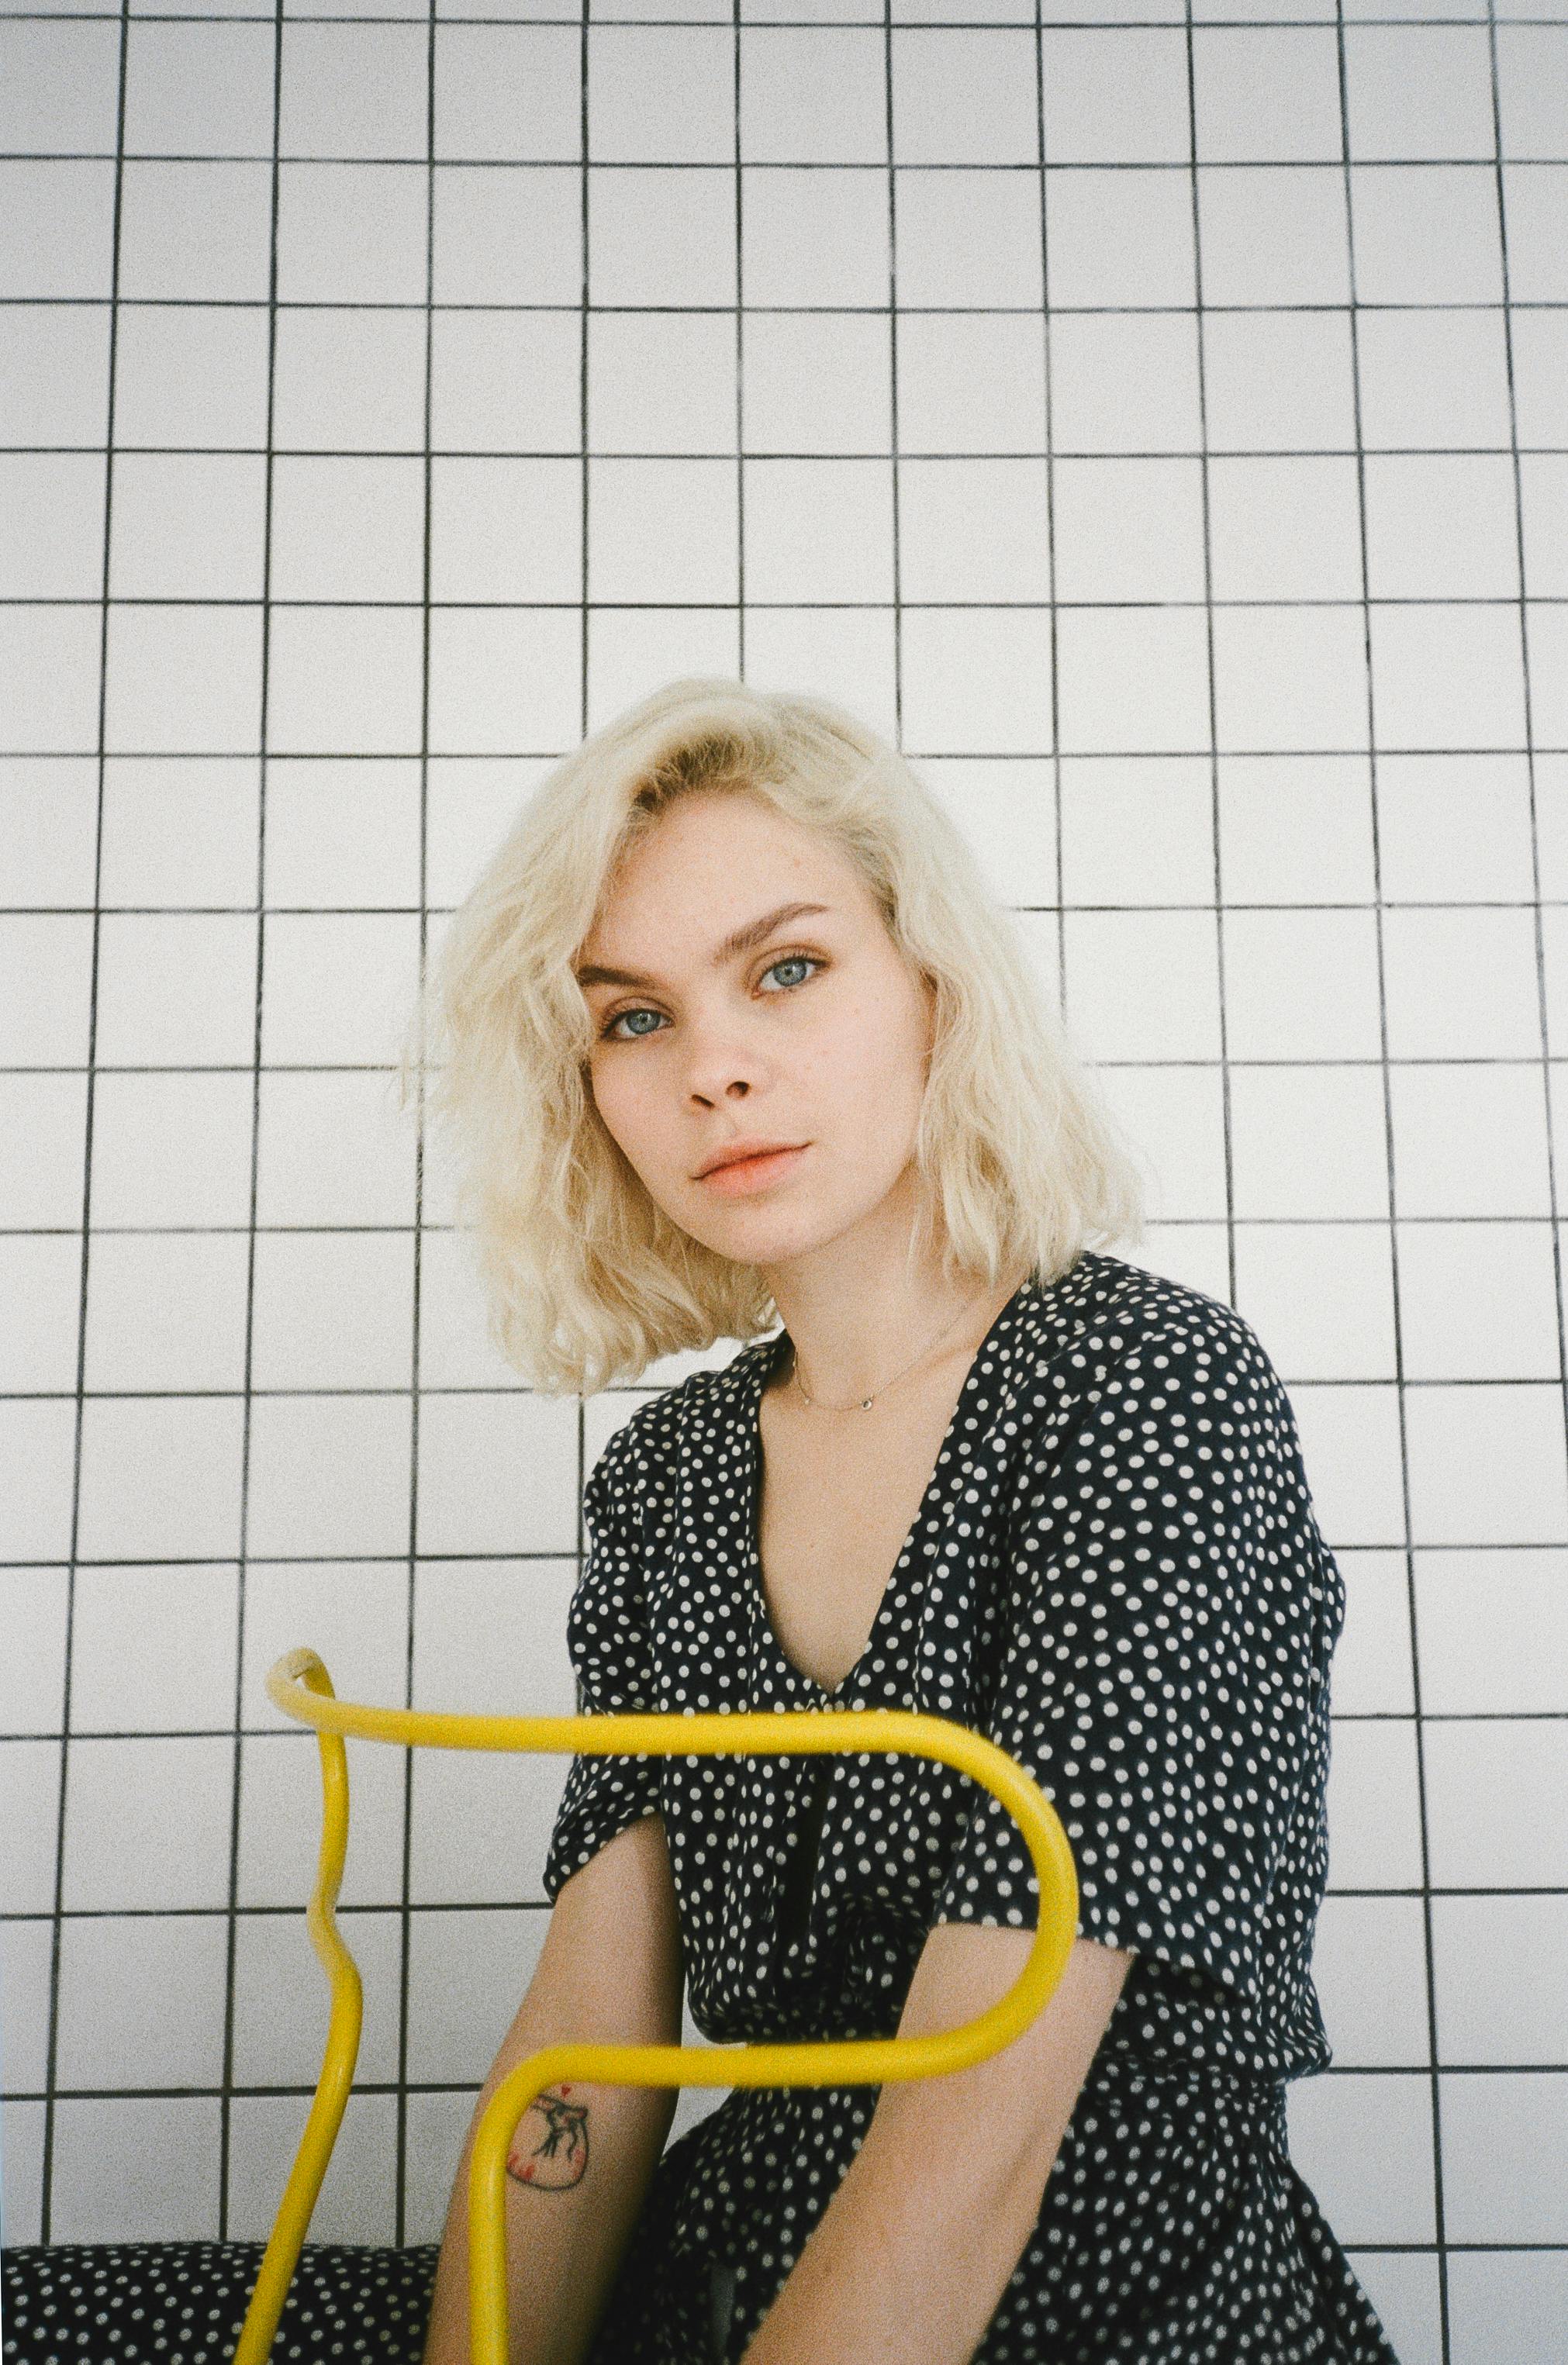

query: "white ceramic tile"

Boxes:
[1229, 1065, 1393, 1224]
[1059, 757, 1212, 907]
[1234, 1225, 1396, 1385]
[112, 306, 271, 451]
[739, 313, 890, 455]
[240, 1559, 409, 1731]
[1209, 454, 1364, 602]
[893, 167, 1045, 309]
[117, 162, 275, 305]
[278, 22, 428, 162]
[1414, 1550, 1568, 1717]
[248, 1230, 414, 1393]
[1211, 605, 1371, 754]
[0, 454, 106, 601]
[0, 21, 123, 154]
[740, 166, 889, 308]
[1330, 1554, 1416, 1717]
[1059, 607, 1214, 754]
[1326, 1718, 1426, 1890]
[411, 1559, 575, 1718]
[405, 1904, 546, 2081]
[75, 1395, 246, 1564]
[1062, 908, 1221, 1062]
[1432, 1894, 1568, 2066]
[68, 1565, 239, 1735]
[1403, 1383, 1568, 1552]
[429, 455, 582, 602]
[1040, 27, 1190, 165]
[87, 1071, 258, 1230]
[271, 309, 429, 455]
[587, 26, 734, 164]
[1345, 27, 1497, 164]
[1447, 2249, 1568, 2365]
[1423, 1721, 1568, 1889]
[1222, 908, 1383, 1062]
[261, 758, 423, 910]
[93, 913, 260, 1066]
[413, 1224, 534, 1393]
[50, 2095, 222, 2240]
[258, 910, 424, 1067]
[0, 1230, 83, 1390]
[425, 606, 586, 754]
[1365, 454, 1521, 602]
[1511, 310, 1568, 448]
[433, 23, 578, 164]
[254, 1069, 420, 1231]
[1349, 166, 1504, 306]
[1216, 755, 1373, 905]
[585, 312, 732, 454]
[1356, 311, 1514, 452]
[1345, 2252, 1443, 2365]
[403, 2087, 475, 2246]
[101, 757, 261, 909]
[123, 22, 277, 158]
[408, 1745, 563, 1907]
[1048, 167, 1196, 308]
[0, 1915, 54, 2093]
[1195, 166, 1351, 307]
[275, 162, 429, 306]
[1374, 754, 1536, 904]
[738, 460, 893, 604]
[0, 606, 105, 753]
[0, 160, 116, 300]
[430, 164, 585, 307]
[2, 759, 98, 912]
[0, 1400, 77, 1564]
[0, 1568, 68, 1736]
[1395, 1222, 1560, 1383]
[1440, 2072, 1568, 2244]
[0, 916, 93, 1072]
[81, 1230, 248, 1390]
[232, 1907, 404, 2086]
[1192, 27, 1342, 164]
[1050, 313, 1202, 455]
[1287, 2071, 1437, 2244]
[0, 2099, 44, 2244]
[269, 456, 426, 602]
[60, 1736, 234, 1912]
[413, 1390, 579, 1561]
[55, 1914, 230, 2089]
[1388, 1063, 1552, 1221]
[243, 1392, 413, 1562]
[1052, 457, 1205, 603]
[236, 1730, 407, 1910]
[1312, 1894, 1432, 2066]
[740, 28, 887, 165]
[431, 312, 581, 454]
[264, 606, 426, 758]
[228, 2089, 397, 2242]
[103, 605, 265, 758]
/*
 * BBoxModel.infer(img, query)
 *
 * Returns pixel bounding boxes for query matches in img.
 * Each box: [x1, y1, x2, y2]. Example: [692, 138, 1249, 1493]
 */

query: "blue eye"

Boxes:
[598, 953, 824, 1042]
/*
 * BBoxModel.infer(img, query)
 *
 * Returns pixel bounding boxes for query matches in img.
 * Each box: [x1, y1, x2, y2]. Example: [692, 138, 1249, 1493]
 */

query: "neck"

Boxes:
[763, 1250, 1031, 1410]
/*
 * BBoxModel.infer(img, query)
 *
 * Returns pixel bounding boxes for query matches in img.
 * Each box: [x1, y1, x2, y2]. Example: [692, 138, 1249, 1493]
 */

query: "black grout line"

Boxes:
[33, 0, 131, 2255]
[212, 0, 282, 2246]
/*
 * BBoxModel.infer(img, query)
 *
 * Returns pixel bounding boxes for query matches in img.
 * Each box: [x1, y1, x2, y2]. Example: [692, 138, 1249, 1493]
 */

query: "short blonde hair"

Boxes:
[397, 676, 1146, 1397]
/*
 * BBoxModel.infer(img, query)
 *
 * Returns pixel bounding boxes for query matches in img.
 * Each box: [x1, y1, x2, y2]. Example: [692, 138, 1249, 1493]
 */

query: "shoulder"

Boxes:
[585, 1331, 777, 1503]
[1017, 1249, 1283, 1424]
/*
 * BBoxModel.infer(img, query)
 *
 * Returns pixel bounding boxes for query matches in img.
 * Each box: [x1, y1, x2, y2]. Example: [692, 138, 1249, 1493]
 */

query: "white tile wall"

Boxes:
[2, 10, 1566, 2360]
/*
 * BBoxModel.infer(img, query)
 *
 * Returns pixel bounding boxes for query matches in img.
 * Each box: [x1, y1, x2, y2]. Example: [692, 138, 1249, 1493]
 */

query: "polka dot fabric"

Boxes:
[0, 2241, 440, 2362]
[544, 1251, 1401, 2363]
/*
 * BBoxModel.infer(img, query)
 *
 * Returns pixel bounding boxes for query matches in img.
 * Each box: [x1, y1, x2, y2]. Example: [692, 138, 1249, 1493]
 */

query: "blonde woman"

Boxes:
[413, 681, 1400, 2365]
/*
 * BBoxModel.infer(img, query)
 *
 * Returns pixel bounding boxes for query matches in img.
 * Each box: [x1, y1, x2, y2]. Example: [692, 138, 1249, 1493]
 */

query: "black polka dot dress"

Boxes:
[543, 1251, 1403, 2365]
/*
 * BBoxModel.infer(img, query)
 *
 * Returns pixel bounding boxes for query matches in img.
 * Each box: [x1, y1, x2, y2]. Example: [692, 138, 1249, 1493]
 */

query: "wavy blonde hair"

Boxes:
[396, 675, 1146, 1397]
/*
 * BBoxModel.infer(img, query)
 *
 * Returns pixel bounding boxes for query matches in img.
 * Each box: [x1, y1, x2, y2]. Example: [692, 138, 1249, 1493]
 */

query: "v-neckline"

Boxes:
[738, 1275, 1036, 1704]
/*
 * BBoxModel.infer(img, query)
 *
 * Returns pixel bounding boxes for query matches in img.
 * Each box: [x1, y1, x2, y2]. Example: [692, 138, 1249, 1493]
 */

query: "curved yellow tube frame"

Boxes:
[233, 1645, 1079, 2365]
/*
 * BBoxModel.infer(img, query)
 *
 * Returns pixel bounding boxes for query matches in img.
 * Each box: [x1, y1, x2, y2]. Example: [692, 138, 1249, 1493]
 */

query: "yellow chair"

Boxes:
[233, 1646, 1079, 2365]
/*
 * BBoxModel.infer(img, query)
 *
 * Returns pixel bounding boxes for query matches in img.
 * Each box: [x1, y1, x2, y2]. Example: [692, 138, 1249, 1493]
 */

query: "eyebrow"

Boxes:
[573, 901, 834, 993]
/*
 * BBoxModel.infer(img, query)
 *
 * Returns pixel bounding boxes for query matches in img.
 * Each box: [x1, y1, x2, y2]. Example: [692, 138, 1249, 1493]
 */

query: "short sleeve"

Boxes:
[541, 1427, 665, 1904]
[932, 1310, 1328, 2008]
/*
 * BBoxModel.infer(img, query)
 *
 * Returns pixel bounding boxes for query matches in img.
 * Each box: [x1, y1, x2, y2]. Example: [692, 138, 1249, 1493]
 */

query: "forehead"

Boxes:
[577, 796, 872, 971]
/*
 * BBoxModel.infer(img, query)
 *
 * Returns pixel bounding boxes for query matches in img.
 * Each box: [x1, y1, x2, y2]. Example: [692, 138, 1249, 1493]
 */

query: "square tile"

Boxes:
[98, 757, 260, 911]
[430, 312, 581, 454]
[103, 605, 264, 757]
[1349, 166, 1503, 306]
[1287, 2072, 1437, 2244]
[233, 1907, 404, 2085]
[257, 909, 424, 1065]
[0, 1916, 54, 2094]
[264, 606, 425, 758]
[1345, 27, 1497, 164]
[1344, 2253, 1442, 2365]
[430, 456, 582, 602]
[0, 21, 123, 154]
[891, 27, 1045, 166]
[0, 1567, 68, 1735]
[1388, 1064, 1552, 1221]
[279, 22, 428, 160]
[254, 1070, 420, 1230]
[237, 1731, 407, 1910]
[272, 309, 429, 454]
[1447, 2251, 1568, 2365]
[894, 168, 1044, 309]
[1041, 27, 1190, 164]
[228, 2091, 396, 2242]
[587, 26, 733, 165]
[741, 166, 890, 308]
[245, 1392, 413, 1561]
[589, 313, 734, 455]
[68, 1564, 239, 1735]
[1403, 1383, 1568, 1552]
[240, 1559, 409, 1731]
[0, 161, 116, 300]
[1422, 1721, 1568, 1888]
[50, 2096, 222, 2240]
[276, 162, 429, 305]
[1394, 1221, 1559, 1382]
[1196, 166, 1351, 306]
[1432, 1894, 1568, 2066]
[87, 1071, 258, 1229]
[0, 306, 112, 447]
[1330, 1554, 1416, 1716]
[1192, 26, 1342, 164]
[0, 1738, 61, 1912]
[406, 1904, 545, 2081]
[434, 24, 579, 162]
[93, 911, 260, 1065]
[1050, 313, 1202, 456]
[1440, 2071, 1568, 2243]
[55, 1914, 230, 2088]
[741, 28, 887, 164]
[433, 163, 591, 306]
[269, 455, 425, 602]
[118, 162, 274, 303]
[1325, 1718, 1425, 1890]
[0, 454, 106, 599]
[76, 1395, 246, 1564]
[123, 22, 277, 157]
[1311, 1894, 1431, 2066]
[412, 1559, 575, 1718]
[113, 306, 271, 450]
[1047, 167, 1196, 308]
[1414, 1550, 1568, 1716]
[60, 1735, 234, 1911]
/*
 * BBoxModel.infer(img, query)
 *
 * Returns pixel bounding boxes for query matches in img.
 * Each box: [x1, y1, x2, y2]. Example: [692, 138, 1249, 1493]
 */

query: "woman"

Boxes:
[413, 678, 1400, 2365]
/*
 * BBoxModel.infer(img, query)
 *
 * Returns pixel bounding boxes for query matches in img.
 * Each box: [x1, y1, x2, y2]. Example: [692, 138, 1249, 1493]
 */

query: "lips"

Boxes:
[695, 1141, 805, 1179]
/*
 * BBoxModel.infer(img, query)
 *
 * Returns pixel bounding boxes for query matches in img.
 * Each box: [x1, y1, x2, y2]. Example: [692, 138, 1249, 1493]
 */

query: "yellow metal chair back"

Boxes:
[233, 1646, 1079, 2365]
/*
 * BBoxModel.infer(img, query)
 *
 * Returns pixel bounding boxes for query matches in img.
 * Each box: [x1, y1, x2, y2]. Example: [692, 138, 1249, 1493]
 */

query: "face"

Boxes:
[574, 791, 937, 1272]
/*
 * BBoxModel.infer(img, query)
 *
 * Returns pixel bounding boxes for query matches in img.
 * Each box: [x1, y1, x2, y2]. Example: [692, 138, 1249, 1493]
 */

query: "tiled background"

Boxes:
[2, 5, 1566, 2361]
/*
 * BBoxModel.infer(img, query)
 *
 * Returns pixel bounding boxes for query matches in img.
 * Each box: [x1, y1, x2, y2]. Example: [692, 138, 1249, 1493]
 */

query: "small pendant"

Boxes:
[860, 1395, 874, 1410]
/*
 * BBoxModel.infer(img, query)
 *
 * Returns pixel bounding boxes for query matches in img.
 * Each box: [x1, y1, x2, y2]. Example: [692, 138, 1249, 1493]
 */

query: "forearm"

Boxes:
[421, 2051, 676, 2365]
[735, 2115, 1051, 2365]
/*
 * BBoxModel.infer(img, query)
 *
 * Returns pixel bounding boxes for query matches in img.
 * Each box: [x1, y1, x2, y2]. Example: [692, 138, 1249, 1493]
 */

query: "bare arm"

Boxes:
[421, 1809, 684, 2365]
[737, 1930, 1131, 2365]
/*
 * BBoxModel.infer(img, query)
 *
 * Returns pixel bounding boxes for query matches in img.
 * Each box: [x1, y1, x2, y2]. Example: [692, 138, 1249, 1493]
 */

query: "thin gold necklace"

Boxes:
[790, 1286, 989, 1414]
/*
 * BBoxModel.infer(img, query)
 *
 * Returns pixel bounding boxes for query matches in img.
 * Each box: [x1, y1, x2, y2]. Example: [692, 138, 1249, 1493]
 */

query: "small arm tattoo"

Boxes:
[506, 2084, 590, 2190]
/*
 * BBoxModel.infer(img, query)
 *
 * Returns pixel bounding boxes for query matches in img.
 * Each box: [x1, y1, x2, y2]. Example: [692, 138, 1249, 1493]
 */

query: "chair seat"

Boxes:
[0, 2239, 440, 2364]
